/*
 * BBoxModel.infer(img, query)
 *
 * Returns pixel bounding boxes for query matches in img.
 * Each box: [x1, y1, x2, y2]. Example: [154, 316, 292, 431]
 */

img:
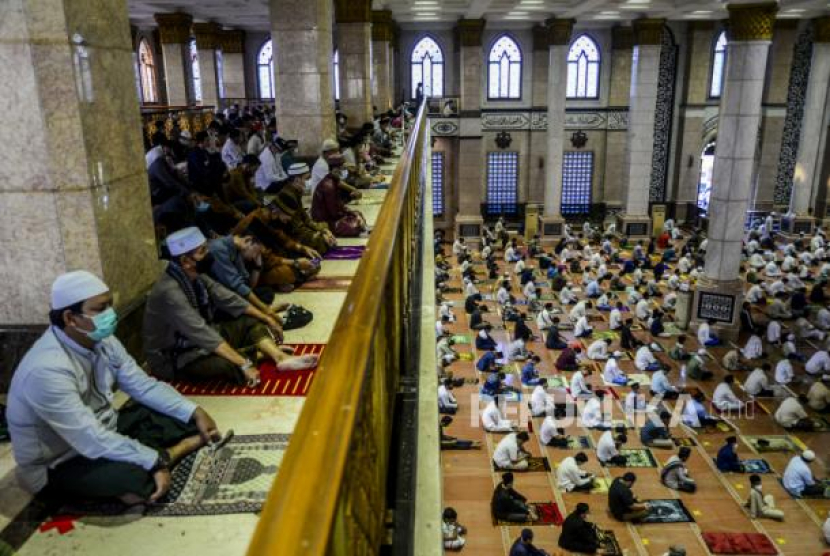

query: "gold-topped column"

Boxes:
[371, 10, 394, 111]
[0, 0, 158, 325]
[155, 12, 193, 106]
[691, 2, 778, 340]
[336, 0, 374, 125]
[269, 0, 336, 156]
[217, 30, 246, 100]
[193, 22, 222, 108]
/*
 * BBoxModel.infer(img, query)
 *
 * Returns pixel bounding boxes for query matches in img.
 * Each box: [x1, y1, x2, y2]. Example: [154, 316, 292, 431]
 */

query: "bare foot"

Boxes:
[280, 346, 296, 355]
[276, 354, 319, 371]
[243, 367, 261, 386]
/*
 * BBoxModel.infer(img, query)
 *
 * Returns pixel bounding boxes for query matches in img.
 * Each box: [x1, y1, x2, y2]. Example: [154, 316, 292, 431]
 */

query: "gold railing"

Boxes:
[246, 104, 428, 555]
[140, 105, 216, 142]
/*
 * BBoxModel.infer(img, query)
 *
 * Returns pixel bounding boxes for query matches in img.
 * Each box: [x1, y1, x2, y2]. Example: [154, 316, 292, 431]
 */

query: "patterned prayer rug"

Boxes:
[451, 334, 471, 344]
[627, 373, 651, 387]
[322, 246, 366, 260]
[641, 499, 694, 524]
[609, 418, 635, 429]
[169, 344, 324, 397]
[702, 532, 778, 555]
[492, 502, 563, 526]
[597, 529, 623, 556]
[589, 477, 612, 494]
[744, 435, 806, 454]
[673, 437, 697, 447]
[542, 375, 568, 388]
[620, 448, 658, 468]
[810, 416, 830, 431]
[147, 434, 290, 516]
[741, 459, 772, 474]
[493, 457, 551, 473]
[595, 331, 619, 341]
[564, 435, 594, 449]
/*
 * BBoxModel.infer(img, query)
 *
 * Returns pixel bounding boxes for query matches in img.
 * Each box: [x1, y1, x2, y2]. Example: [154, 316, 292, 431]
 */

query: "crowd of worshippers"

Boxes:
[437, 215, 830, 553]
[3, 104, 412, 510]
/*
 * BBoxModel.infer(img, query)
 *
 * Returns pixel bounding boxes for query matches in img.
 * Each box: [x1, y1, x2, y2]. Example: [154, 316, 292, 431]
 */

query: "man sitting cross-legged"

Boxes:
[144, 227, 317, 387]
[7, 271, 226, 506]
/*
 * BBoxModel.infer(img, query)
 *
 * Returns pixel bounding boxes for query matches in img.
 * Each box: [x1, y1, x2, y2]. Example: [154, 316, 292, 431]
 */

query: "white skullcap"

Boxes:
[166, 226, 206, 257]
[802, 450, 816, 461]
[51, 270, 109, 310]
[787, 334, 795, 341]
[180, 130, 192, 139]
[321, 138, 339, 152]
[288, 162, 310, 176]
[612, 351, 623, 358]
[697, 348, 707, 355]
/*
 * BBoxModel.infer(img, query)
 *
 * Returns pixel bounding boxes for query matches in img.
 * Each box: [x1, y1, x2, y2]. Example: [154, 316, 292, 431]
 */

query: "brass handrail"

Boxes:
[246, 104, 428, 555]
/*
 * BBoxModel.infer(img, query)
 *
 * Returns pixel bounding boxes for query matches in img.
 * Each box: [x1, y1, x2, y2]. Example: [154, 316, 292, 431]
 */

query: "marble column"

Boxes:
[541, 19, 575, 240]
[455, 19, 486, 242]
[791, 17, 830, 221]
[269, 0, 336, 157]
[218, 30, 246, 100]
[335, 0, 374, 125]
[193, 23, 221, 108]
[0, 0, 159, 325]
[692, 2, 778, 340]
[619, 18, 664, 238]
[371, 10, 394, 111]
[155, 12, 193, 106]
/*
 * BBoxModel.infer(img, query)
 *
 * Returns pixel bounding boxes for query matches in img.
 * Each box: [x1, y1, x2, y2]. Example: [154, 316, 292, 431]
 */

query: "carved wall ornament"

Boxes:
[456, 19, 486, 47]
[632, 18, 666, 46]
[495, 131, 513, 149]
[546, 18, 576, 46]
[154, 12, 193, 44]
[726, 3, 778, 42]
[570, 130, 587, 149]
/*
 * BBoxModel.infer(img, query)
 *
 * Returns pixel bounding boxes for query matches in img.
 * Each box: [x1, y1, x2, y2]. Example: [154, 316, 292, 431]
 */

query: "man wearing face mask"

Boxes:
[274, 163, 337, 254]
[222, 154, 262, 214]
[144, 227, 318, 387]
[255, 139, 288, 194]
[311, 154, 367, 237]
[309, 139, 342, 196]
[7, 271, 224, 506]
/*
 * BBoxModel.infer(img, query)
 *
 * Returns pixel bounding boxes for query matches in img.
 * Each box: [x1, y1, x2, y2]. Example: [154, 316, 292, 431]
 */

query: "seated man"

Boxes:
[609, 473, 650, 522]
[782, 450, 825, 498]
[669, 334, 691, 361]
[492, 472, 538, 523]
[774, 396, 814, 431]
[650, 367, 680, 400]
[558, 503, 601, 554]
[587, 338, 613, 360]
[482, 397, 515, 433]
[438, 379, 458, 415]
[556, 346, 582, 371]
[807, 381, 830, 412]
[747, 475, 784, 521]
[539, 414, 569, 447]
[440, 416, 482, 450]
[144, 228, 317, 386]
[530, 378, 554, 417]
[716, 436, 744, 472]
[521, 355, 543, 386]
[476, 325, 498, 351]
[441, 507, 467, 551]
[597, 428, 628, 466]
[7, 271, 224, 505]
[310, 154, 367, 236]
[493, 432, 532, 470]
[621, 320, 644, 350]
[687, 348, 714, 381]
[697, 319, 721, 346]
[603, 352, 628, 386]
[745, 364, 775, 398]
[557, 453, 595, 492]
[640, 411, 674, 448]
[624, 382, 647, 413]
[661, 447, 696, 493]
[509, 529, 549, 556]
[682, 391, 719, 428]
[713, 375, 745, 412]
[571, 367, 594, 398]
[544, 318, 568, 350]
[634, 344, 662, 372]
[476, 346, 501, 373]
[574, 314, 594, 338]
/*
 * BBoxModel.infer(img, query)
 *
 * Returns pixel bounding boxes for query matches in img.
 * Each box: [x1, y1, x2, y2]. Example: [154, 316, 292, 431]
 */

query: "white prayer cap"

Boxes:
[802, 450, 816, 461]
[180, 130, 192, 139]
[288, 162, 310, 176]
[612, 351, 623, 358]
[321, 138, 339, 152]
[697, 348, 707, 355]
[51, 270, 109, 310]
[166, 226, 206, 257]
[787, 334, 795, 341]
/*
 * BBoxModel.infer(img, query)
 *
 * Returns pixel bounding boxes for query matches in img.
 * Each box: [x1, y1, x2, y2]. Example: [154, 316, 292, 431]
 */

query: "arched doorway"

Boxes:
[697, 140, 716, 215]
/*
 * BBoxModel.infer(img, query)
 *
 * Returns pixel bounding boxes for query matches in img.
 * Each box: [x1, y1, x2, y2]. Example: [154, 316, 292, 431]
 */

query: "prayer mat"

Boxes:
[451, 334, 471, 344]
[640, 499, 694, 524]
[619, 448, 658, 468]
[741, 459, 772, 474]
[492, 502, 563, 526]
[627, 373, 651, 387]
[457, 352, 474, 361]
[493, 457, 551, 473]
[147, 433, 290, 516]
[322, 246, 366, 260]
[542, 375, 568, 388]
[588, 477, 612, 494]
[609, 418, 634, 429]
[296, 277, 352, 291]
[810, 416, 830, 431]
[702, 532, 778, 555]
[564, 435, 594, 449]
[780, 478, 830, 499]
[673, 437, 697, 447]
[444, 287, 462, 293]
[700, 420, 736, 434]
[597, 529, 623, 556]
[595, 331, 619, 341]
[744, 435, 806, 454]
[169, 344, 324, 397]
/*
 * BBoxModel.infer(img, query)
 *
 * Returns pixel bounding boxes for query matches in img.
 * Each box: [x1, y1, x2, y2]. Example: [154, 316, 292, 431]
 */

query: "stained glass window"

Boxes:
[138, 39, 158, 103]
[215, 49, 224, 99]
[333, 49, 340, 101]
[189, 38, 202, 103]
[566, 35, 600, 99]
[411, 36, 444, 98]
[697, 141, 716, 214]
[432, 152, 444, 216]
[258, 39, 275, 99]
[561, 152, 594, 215]
[710, 31, 728, 98]
[486, 152, 519, 215]
[488, 35, 522, 100]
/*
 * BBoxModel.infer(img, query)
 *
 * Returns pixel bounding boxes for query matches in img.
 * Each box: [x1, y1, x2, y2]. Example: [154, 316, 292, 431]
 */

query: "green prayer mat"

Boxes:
[810, 417, 830, 431]
[595, 331, 619, 341]
[627, 373, 651, 386]
[457, 352, 474, 361]
[589, 477, 612, 494]
[493, 457, 551, 473]
[619, 448, 658, 468]
[673, 437, 697, 447]
[541, 375, 568, 389]
[744, 435, 806, 454]
[451, 334, 471, 344]
[564, 435, 593, 449]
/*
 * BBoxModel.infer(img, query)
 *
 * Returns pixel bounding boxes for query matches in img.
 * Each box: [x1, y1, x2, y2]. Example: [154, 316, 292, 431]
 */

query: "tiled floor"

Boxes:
[0, 154, 399, 556]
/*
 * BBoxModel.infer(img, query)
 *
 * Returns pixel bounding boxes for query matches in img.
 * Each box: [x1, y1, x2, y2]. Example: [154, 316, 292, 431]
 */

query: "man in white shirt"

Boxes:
[570, 368, 593, 399]
[817, 308, 830, 330]
[246, 124, 265, 155]
[587, 338, 612, 360]
[603, 353, 628, 386]
[438, 379, 458, 414]
[713, 375, 744, 411]
[609, 302, 624, 330]
[574, 315, 593, 338]
[530, 379, 555, 417]
[436, 336, 458, 365]
[492, 432, 531, 470]
[767, 319, 782, 345]
[697, 319, 720, 347]
[309, 139, 340, 195]
[255, 141, 287, 191]
[452, 238, 467, 258]
[596, 429, 627, 466]
[746, 283, 766, 304]
[536, 303, 554, 331]
[556, 453, 595, 492]
[539, 416, 568, 447]
[650, 367, 679, 399]
[774, 396, 812, 430]
[807, 381, 830, 412]
[559, 286, 577, 305]
[624, 383, 647, 413]
[744, 364, 774, 397]
[782, 450, 824, 497]
[570, 300, 592, 322]
[580, 391, 609, 429]
[775, 358, 794, 384]
[481, 398, 515, 432]
[634, 345, 661, 372]
[221, 129, 245, 169]
[805, 350, 830, 377]
[635, 297, 651, 321]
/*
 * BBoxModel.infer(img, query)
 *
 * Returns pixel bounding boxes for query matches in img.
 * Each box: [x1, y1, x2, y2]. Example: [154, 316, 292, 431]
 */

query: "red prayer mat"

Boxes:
[168, 344, 325, 397]
[38, 515, 79, 535]
[492, 502, 563, 526]
[702, 532, 777, 555]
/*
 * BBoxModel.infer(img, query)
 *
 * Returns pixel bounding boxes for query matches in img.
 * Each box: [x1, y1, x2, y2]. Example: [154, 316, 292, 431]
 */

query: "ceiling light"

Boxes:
[784, 8, 806, 12]
[600, 10, 620, 15]
[691, 10, 712, 14]
[594, 15, 621, 19]
[413, 5, 439, 10]
[414, 12, 437, 16]
[519, 0, 544, 3]
[414, 1, 437, 4]
[624, 0, 650, 3]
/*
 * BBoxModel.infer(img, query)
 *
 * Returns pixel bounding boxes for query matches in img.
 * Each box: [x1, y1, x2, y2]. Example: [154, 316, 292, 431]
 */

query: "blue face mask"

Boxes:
[195, 201, 211, 213]
[82, 307, 119, 342]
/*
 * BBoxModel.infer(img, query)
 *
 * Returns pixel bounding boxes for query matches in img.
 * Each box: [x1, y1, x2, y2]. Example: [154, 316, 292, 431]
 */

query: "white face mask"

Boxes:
[754, 484, 763, 492]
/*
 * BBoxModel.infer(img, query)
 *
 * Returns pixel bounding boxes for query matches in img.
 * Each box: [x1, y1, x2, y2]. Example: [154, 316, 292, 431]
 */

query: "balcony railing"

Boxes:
[140, 105, 216, 142]
[246, 104, 430, 555]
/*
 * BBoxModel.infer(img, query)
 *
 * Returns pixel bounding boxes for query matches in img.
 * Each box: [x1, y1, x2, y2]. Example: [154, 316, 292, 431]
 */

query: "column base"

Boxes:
[455, 214, 484, 247]
[524, 204, 542, 241]
[616, 214, 652, 239]
[689, 277, 743, 343]
[540, 214, 566, 243]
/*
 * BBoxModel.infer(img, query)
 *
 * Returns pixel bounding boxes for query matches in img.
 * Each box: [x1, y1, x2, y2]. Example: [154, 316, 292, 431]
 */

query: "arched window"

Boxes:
[138, 39, 158, 103]
[488, 35, 522, 100]
[215, 50, 225, 99]
[333, 49, 340, 101]
[258, 39, 275, 99]
[710, 31, 728, 98]
[697, 140, 717, 214]
[189, 38, 202, 103]
[566, 34, 600, 99]
[410, 36, 444, 98]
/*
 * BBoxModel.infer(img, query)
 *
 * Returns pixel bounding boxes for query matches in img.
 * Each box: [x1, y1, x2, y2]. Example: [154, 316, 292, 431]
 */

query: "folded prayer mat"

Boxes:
[491, 502, 563, 526]
[493, 457, 551, 473]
